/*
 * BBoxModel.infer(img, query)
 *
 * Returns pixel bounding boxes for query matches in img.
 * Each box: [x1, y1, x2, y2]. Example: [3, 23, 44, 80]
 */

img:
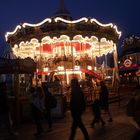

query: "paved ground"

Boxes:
[1, 84, 140, 140]
[2, 99, 140, 140]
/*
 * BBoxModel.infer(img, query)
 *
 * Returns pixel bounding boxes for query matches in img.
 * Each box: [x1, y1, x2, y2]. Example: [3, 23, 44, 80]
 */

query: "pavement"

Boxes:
[1, 98, 140, 140]
[1, 84, 140, 140]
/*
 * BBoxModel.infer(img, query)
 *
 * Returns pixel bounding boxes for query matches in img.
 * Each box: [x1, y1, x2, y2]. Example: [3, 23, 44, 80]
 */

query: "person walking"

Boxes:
[91, 94, 105, 127]
[126, 84, 140, 140]
[99, 81, 112, 122]
[69, 78, 90, 140]
[43, 85, 54, 131]
[133, 84, 140, 128]
[0, 82, 18, 138]
[31, 86, 45, 136]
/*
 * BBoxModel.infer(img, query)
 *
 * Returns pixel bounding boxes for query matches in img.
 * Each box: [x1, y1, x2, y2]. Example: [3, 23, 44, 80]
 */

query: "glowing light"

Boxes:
[87, 66, 92, 70]
[90, 19, 121, 36]
[54, 17, 88, 23]
[44, 67, 49, 72]
[113, 25, 121, 38]
[74, 66, 80, 70]
[22, 18, 52, 27]
[5, 25, 22, 41]
[57, 66, 64, 71]
[90, 18, 113, 27]
[94, 67, 97, 71]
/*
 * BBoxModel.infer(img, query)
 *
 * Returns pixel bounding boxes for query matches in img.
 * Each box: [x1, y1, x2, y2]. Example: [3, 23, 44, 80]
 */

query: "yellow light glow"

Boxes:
[44, 67, 49, 72]
[74, 66, 80, 70]
[5, 17, 121, 43]
[94, 67, 97, 71]
[5, 25, 22, 41]
[57, 66, 64, 71]
[11, 34, 116, 59]
[54, 17, 88, 23]
[56, 70, 82, 76]
[90, 18, 121, 36]
[90, 18, 113, 27]
[113, 25, 122, 38]
[22, 18, 52, 27]
[87, 66, 92, 70]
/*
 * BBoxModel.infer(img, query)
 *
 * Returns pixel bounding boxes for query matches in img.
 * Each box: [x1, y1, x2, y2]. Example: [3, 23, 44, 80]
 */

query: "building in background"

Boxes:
[119, 35, 140, 84]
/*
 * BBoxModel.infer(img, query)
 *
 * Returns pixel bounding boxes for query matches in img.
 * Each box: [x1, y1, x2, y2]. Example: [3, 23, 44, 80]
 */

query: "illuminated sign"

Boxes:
[124, 59, 132, 67]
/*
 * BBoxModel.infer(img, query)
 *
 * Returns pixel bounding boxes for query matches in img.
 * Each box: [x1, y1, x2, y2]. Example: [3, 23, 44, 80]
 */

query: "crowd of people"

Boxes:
[0, 77, 123, 140]
[68, 78, 113, 140]
[30, 84, 58, 136]
[0, 77, 112, 139]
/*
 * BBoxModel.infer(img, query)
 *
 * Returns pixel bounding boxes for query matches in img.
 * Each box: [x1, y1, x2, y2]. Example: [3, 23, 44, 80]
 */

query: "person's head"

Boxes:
[30, 86, 35, 94]
[36, 86, 44, 97]
[43, 84, 51, 95]
[71, 78, 79, 88]
[100, 81, 105, 86]
[54, 75, 59, 80]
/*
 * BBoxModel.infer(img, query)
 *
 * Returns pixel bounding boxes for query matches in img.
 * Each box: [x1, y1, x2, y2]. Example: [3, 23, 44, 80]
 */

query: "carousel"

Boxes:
[5, 0, 121, 90]
[4, 0, 122, 121]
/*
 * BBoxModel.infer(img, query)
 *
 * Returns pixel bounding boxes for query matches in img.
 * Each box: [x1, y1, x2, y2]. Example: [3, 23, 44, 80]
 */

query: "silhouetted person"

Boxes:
[129, 84, 140, 140]
[31, 86, 45, 136]
[99, 81, 112, 122]
[0, 82, 18, 137]
[54, 75, 61, 94]
[69, 78, 89, 140]
[54, 75, 60, 84]
[91, 94, 105, 127]
[43, 85, 53, 131]
[132, 84, 140, 128]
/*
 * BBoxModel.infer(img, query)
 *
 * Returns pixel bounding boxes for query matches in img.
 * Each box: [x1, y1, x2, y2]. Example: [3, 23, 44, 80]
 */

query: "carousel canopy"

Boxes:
[5, 17, 121, 46]
[5, 17, 121, 60]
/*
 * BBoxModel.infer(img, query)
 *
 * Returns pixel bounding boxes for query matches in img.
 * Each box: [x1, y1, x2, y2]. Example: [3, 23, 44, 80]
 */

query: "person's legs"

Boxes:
[45, 110, 52, 129]
[99, 116, 105, 126]
[69, 119, 78, 140]
[34, 115, 43, 134]
[32, 106, 43, 135]
[91, 116, 98, 127]
[0, 113, 12, 134]
[104, 106, 112, 122]
[107, 109, 113, 122]
[77, 116, 89, 140]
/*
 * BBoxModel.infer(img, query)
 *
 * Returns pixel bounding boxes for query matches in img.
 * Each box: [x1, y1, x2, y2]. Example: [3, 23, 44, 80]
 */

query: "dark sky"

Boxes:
[0, 0, 140, 49]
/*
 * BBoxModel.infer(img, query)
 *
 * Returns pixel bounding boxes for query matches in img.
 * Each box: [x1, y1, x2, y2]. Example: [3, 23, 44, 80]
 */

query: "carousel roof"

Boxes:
[5, 17, 121, 46]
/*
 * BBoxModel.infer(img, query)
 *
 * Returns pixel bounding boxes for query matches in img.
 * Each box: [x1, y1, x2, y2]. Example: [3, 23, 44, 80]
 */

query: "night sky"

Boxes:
[0, 0, 140, 52]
